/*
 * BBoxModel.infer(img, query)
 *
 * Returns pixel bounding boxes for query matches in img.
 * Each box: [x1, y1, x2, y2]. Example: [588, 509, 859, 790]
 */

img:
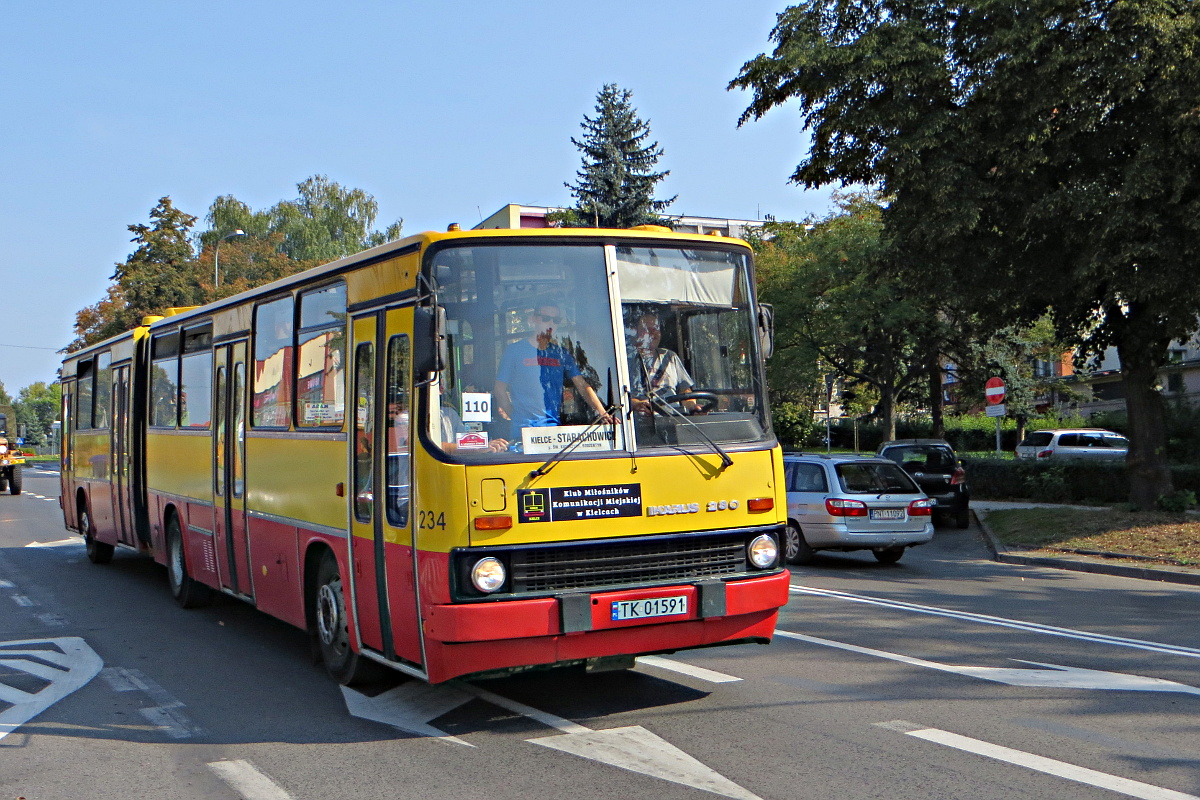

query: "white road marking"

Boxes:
[637, 655, 742, 683]
[341, 682, 474, 746]
[340, 679, 761, 797]
[0, 638, 104, 742]
[11, 595, 33, 607]
[459, 682, 591, 734]
[530, 725, 763, 800]
[776, 631, 1200, 694]
[792, 585, 1200, 659]
[0, 580, 13, 589]
[876, 720, 1200, 800]
[25, 539, 83, 549]
[100, 666, 200, 739]
[206, 760, 294, 800]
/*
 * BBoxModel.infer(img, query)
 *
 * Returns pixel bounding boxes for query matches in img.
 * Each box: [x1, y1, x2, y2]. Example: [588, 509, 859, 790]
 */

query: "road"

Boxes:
[3, 465, 1199, 800]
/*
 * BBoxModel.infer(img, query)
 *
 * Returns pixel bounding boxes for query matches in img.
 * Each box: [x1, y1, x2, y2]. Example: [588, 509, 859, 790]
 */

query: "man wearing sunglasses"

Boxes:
[495, 303, 614, 445]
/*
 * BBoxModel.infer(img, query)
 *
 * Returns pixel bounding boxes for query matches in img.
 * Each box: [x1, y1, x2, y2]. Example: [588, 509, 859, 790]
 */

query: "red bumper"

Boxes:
[421, 569, 789, 683]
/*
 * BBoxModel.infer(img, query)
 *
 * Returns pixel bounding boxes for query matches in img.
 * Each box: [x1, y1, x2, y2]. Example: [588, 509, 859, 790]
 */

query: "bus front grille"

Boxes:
[508, 533, 749, 593]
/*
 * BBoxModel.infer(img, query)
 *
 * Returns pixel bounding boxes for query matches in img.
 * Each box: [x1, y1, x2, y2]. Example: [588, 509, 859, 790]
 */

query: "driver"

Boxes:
[627, 310, 699, 416]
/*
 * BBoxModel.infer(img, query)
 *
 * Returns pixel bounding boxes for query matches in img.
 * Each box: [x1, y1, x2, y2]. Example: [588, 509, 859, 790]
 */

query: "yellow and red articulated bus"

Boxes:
[61, 225, 789, 684]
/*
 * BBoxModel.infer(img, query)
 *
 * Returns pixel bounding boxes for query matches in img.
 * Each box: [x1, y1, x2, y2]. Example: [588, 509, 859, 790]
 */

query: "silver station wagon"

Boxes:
[782, 453, 935, 565]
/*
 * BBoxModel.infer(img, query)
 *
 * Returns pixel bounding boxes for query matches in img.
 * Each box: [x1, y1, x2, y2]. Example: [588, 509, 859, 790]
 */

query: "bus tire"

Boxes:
[82, 503, 114, 565]
[313, 551, 381, 686]
[8, 466, 20, 495]
[166, 515, 212, 608]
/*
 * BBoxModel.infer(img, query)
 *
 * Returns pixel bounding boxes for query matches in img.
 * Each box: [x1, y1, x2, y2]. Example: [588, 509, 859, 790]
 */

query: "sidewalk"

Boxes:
[973, 501, 1200, 587]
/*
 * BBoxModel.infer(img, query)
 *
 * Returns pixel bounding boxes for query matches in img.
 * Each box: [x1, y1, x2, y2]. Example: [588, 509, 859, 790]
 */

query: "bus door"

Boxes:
[349, 310, 422, 666]
[213, 340, 252, 598]
[110, 364, 136, 547]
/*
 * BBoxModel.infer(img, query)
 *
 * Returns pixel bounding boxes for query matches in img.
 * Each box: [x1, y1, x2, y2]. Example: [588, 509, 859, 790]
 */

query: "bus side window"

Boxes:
[385, 335, 410, 528]
[353, 342, 374, 523]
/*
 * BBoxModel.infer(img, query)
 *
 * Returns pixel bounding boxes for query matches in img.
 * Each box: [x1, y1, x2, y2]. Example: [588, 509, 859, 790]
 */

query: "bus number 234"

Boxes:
[418, 510, 446, 530]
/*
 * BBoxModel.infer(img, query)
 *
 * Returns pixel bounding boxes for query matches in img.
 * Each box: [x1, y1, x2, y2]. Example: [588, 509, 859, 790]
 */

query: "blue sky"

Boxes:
[1, 1, 834, 394]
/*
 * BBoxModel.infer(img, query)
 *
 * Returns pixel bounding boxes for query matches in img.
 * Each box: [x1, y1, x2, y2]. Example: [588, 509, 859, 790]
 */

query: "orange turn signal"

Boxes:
[747, 497, 774, 512]
[474, 515, 513, 531]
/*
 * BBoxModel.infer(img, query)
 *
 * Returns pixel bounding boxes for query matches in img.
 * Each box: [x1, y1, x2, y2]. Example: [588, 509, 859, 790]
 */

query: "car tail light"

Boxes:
[908, 498, 934, 516]
[825, 498, 867, 517]
[950, 467, 966, 485]
[1036, 449, 1053, 459]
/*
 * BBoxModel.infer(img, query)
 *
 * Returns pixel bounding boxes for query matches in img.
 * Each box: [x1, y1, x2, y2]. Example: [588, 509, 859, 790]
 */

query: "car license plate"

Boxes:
[869, 508, 905, 520]
[611, 595, 689, 621]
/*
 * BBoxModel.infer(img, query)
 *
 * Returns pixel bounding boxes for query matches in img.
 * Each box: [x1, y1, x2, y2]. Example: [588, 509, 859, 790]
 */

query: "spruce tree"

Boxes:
[562, 84, 675, 228]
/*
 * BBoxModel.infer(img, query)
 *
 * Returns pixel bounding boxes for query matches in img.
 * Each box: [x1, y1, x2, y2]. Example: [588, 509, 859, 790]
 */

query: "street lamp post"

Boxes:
[214, 230, 246, 289]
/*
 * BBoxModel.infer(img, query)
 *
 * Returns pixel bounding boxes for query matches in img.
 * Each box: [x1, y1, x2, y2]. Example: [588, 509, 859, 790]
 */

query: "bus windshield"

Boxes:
[427, 241, 769, 460]
[617, 246, 768, 450]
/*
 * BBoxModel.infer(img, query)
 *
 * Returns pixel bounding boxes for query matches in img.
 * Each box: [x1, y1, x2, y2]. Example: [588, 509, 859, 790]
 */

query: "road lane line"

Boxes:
[458, 682, 592, 734]
[11, 595, 34, 607]
[207, 760, 293, 800]
[876, 720, 1199, 800]
[637, 655, 742, 683]
[792, 585, 1200, 659]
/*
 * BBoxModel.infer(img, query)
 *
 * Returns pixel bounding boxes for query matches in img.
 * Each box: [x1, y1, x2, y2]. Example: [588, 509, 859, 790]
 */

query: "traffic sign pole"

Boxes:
[985, 378, 1006, 455]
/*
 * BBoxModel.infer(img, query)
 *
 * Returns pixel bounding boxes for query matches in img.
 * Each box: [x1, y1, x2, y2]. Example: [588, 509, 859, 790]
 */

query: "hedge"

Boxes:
[963, 458, 1200, 504]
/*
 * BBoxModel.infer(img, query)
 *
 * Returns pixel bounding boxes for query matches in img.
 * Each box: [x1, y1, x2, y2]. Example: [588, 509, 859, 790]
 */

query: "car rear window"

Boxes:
[883, 445, 956, 471]
[785, 462, 829, 493]
[1105, 435, 1129, 448]
[836, 462, 920, 494]
[1019, 432, 1054, 447]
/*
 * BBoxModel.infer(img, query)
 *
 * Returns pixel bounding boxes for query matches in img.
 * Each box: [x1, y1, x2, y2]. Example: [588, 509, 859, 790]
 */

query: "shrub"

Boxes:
[1157, 489, 1197, 513]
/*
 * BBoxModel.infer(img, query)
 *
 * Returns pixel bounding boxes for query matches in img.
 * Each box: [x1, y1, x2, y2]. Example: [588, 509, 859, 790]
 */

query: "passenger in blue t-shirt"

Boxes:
[494, 303, 613, 442]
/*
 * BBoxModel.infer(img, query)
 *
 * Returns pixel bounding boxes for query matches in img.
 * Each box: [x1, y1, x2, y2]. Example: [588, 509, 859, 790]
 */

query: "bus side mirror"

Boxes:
[757, 304, 775, 360]
[413, 306, 447, 375]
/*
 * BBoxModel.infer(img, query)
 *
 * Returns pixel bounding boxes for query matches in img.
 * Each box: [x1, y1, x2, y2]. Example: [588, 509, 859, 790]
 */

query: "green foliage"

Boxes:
[562, 84, 675, 228]
[71, 178, 401, 348]
[72, 197, 203, 347]
[203, 175, 403, 263]
[733, 0, 1200, 506]
[749, 193, 953, 439]
[1157, 489, 1196, 513]
[770, 401, 819, 448]
[14, 382, 61, 447]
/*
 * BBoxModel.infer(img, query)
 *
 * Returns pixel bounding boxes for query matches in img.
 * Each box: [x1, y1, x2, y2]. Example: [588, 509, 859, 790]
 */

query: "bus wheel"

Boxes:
[166, 516, 212, 609]
[82, 506, 114, 565]
[313, 551, 380, 686]
[8, 466, 21, 495]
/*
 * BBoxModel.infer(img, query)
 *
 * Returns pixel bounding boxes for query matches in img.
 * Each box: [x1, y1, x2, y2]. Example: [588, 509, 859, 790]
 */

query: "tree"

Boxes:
[14, 382, 60, 448]
[71, 178, 403, 349]
[202, 175, 403, 263]
[749, 193, 936, 439]
[559, 84, 675, 228]
[732, 0, 1200, 508]
[70, 197, 203, 348]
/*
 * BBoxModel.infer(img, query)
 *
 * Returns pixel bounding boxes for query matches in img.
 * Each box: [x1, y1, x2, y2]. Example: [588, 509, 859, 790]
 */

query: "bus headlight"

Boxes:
[470, 557, 506, 593]
[747, 534, 778, 569]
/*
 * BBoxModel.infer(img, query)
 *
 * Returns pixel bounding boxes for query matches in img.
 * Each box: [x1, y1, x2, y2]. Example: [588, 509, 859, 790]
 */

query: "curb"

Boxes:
[974, 510, 1200, 587]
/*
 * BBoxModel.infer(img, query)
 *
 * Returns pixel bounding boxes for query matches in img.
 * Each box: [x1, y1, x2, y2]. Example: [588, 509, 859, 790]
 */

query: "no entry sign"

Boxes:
[985, 377, 1006, 405]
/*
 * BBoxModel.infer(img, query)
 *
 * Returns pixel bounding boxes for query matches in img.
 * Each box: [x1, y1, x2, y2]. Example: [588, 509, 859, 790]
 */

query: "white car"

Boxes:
[1015, 428, 1129, 461]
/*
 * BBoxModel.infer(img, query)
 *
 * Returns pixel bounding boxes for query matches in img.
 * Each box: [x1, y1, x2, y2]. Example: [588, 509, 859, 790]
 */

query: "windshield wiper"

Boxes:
[638, 358, 733, 470]
[528, 404, 621, 480]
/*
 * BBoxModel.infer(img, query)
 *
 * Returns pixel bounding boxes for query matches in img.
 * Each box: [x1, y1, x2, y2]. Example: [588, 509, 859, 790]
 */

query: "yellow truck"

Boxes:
[0, 405, 25, 495]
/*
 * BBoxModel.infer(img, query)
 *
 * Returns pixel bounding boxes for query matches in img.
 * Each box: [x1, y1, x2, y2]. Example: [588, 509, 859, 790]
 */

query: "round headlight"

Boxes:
[0, 444, 7, 454]
[747, 534, 778, 569]
[470, 557, 506, 593]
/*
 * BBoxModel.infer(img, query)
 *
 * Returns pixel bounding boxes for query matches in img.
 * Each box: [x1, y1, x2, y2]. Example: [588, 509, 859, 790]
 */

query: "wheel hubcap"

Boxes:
[316, 580, 344, 647]
[785, 527, 800, 560]
[169, 536, 184, 587]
